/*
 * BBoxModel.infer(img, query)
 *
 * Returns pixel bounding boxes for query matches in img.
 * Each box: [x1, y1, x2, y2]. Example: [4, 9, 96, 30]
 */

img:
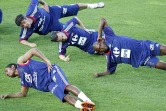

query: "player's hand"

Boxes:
[84, 29, 90, 33]
[46, 60, 52, 72]
[29, 43, 37, 47]
[64, 55, 70, 62]
[93, 73, 99, 78]
[97, 36, 103, 41]
[59, 55, 70, 62]
[1, 94, 8, 99]
[94, 72, 110, 78]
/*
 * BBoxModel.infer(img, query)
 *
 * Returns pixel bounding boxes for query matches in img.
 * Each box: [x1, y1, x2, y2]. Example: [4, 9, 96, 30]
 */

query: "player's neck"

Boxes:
[104, 47, 109, 53]
[14, 69, 19, 77]
[27, 18, 33, 24]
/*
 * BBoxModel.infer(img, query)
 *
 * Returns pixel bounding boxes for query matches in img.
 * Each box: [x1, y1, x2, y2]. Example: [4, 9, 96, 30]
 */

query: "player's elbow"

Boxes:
[19, 40, 23, 43]
[22, 93, 27, 97]
[100, 18, 106, 22]
[30, 48, 39, 53]
[59, 54, 65, 59]
[18, 92, 27, 97]
[19, 40, 27, 44]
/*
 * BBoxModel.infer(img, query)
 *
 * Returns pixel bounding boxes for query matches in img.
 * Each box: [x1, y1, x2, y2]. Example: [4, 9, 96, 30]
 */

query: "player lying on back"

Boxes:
[93, 18, 166, 78]
[1, 48, 95, 111]
[15, 0, 105, 47]
[50, 17, 104, 62]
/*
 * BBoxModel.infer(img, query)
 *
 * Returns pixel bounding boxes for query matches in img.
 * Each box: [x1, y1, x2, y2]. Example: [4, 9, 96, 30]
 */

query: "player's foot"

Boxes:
[80, 107, 94, 111]
[81, 102, 95, 110]
[95, 2, 105, 8]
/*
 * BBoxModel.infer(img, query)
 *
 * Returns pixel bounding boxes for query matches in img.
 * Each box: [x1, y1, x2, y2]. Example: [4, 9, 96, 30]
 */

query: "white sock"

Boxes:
[87, 4, 98, 9]
[74, 100, 83, 109]
[78, 92, 92, 102]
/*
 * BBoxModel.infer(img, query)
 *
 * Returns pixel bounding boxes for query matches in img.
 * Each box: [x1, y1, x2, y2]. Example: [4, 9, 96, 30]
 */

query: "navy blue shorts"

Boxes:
[0, 9, 2, 23]
[141, 40, 160, 67]
[50, 4, 79, 18]
[48, 64, 69, 102]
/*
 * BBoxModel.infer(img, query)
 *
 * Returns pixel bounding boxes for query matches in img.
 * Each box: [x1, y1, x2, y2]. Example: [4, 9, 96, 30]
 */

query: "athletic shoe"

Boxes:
[81, 102, 95, 110]
[80, 107, 94, 111]
[96, 2, 105, 8]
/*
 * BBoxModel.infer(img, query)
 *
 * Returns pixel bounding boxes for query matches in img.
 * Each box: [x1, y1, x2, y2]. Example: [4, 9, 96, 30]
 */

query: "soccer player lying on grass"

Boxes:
[15, 0, 105, 48]
[1, 48, 95, 111]
[50, 17, 104, 62]
[93, 18, 166, 78]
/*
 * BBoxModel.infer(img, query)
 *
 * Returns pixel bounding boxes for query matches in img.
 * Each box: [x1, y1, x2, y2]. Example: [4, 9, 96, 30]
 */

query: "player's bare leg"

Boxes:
[64, 93, 95, 110]
[64, 94, 85, 109]
[65, 85, 95, 110]
[65, 85, 92, 102]
[64, 94, 77, 106]
[155, 45, 166, 70]
[78, 2, 105, 10]
[155, 61, 166, 70]
[65, 85, 80, 96]
[160, 44, 166, 55]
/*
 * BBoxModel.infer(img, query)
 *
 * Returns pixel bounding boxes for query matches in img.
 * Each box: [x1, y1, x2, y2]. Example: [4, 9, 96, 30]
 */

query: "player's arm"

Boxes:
[94, 60, 117, 78]
[1, 86, 29, 99]
[97, 18, 108, 41]
[39, 0, 49, 12]
[19, 27, 36, 47]
[20, 40, 37, 47]
[59, 55, 70, 62]
[58, 42, 70, 62]
[17, 48, 52, 72]
[74, 17, 87, 31]
[93, 71, 111, 78]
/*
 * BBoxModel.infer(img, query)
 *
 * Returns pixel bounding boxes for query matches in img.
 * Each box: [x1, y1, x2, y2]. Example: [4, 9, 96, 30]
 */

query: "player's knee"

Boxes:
[160, 44, 166, 55]
[65, 85, 73, 91]
[162, 63, 166, 70]
[155, 61, 166, 70]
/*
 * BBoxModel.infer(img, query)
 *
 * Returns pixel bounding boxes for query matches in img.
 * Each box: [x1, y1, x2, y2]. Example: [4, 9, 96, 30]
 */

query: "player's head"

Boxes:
[5, 63, 17, 78]
[50, 31, 68, 42]
[15, 14, 31, 28]
[93, 40, 108, 53]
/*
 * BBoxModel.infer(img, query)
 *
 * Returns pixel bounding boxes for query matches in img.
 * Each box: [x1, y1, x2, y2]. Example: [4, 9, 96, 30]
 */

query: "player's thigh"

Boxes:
[60, 4, 79, 17]
[53, 65, 69, 86]
[160, 44, 166, 55]
[48, 82, 67, 102]
[155, 61, 166, 70]
[143, 56, 159, 68]
[144, 40, 160, 56]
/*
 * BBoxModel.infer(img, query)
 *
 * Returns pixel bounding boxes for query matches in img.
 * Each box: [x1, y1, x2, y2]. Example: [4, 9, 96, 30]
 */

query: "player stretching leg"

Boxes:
[1, 48, 95, 111]
[15, 0, 104, 47]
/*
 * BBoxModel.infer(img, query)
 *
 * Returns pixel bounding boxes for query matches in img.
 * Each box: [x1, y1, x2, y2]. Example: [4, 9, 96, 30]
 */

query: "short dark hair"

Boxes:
[6, 63, 17, 69]
[15, 14, 25, 26]
[50, 31, 59, 42]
